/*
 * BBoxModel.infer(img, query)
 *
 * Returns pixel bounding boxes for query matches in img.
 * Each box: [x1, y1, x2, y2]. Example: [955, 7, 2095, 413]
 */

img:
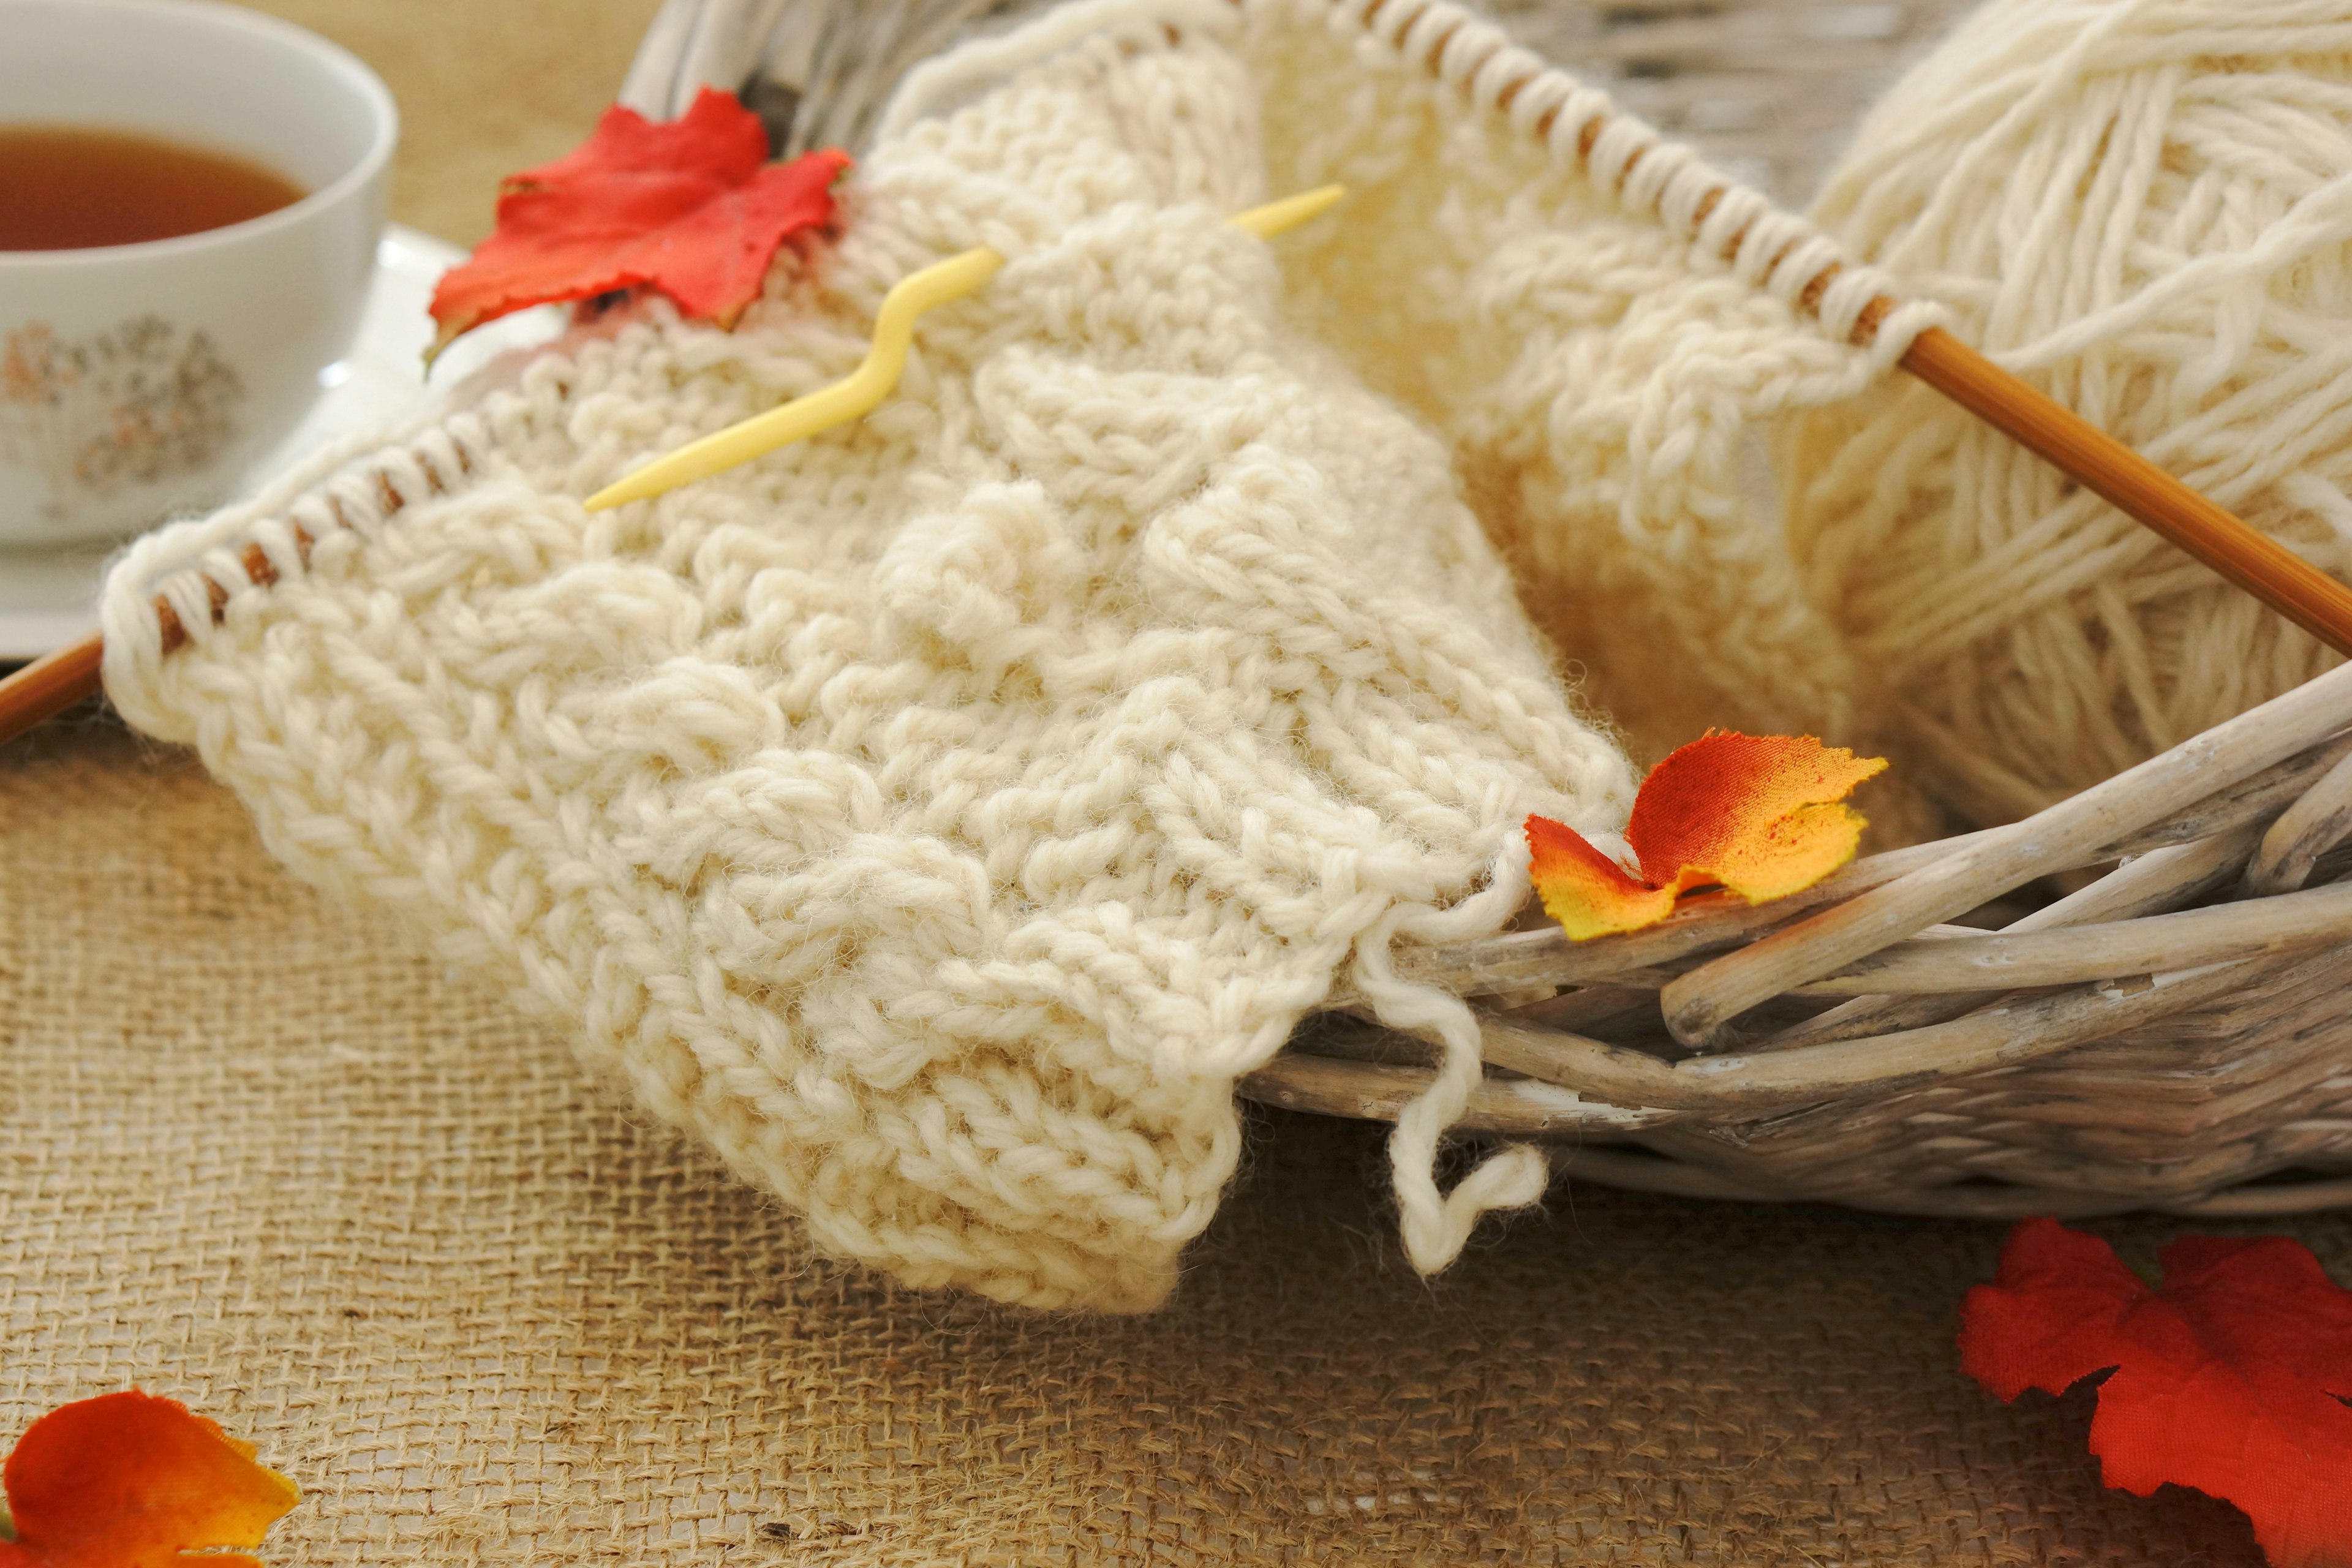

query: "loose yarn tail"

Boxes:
[1350, 831, 1555, 1273]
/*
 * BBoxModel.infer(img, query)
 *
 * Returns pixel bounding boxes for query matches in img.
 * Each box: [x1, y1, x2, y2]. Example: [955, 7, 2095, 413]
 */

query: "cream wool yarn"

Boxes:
[100, 4, 1649, 1311]
[1787, 0, 2352, 825]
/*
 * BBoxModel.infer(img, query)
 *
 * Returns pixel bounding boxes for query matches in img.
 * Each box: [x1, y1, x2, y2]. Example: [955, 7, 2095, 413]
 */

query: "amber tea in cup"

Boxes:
[0, 0, 396, 545]
[0, 126, 306, 252]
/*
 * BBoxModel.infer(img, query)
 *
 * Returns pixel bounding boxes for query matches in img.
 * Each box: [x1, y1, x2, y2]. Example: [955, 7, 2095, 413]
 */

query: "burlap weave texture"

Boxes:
[0, 0, 2323, 1558]
[0, 723, 2291, 1564]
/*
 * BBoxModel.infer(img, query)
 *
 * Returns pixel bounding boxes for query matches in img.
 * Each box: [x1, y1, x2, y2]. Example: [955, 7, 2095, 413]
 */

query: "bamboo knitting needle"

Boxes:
[1899, 326, 2352, 655]
[0, 630, 102, 742]
[4, 308, 2352, 752]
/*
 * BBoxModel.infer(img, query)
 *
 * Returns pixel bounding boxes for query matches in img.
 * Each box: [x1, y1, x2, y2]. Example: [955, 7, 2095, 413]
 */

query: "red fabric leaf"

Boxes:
[0, 1390, 300, 1566]
[1960, 1216, 2352, 1566]
[428, 87, 850, 356]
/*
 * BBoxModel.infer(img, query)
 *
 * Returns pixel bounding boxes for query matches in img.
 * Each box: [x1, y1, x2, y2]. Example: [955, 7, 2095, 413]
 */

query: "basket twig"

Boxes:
[1663, 663, 2352, 1046]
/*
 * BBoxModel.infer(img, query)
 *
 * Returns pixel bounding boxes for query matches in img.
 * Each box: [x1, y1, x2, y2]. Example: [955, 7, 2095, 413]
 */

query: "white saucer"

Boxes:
[0, 225, 562, 660]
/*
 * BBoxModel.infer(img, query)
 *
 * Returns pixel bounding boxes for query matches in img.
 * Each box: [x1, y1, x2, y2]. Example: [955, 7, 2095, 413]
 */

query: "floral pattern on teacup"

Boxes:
[1, 317, 243, 514]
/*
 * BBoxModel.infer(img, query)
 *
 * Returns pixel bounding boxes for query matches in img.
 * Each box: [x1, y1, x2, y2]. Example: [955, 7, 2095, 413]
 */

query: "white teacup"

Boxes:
[0, 0, 396, 545]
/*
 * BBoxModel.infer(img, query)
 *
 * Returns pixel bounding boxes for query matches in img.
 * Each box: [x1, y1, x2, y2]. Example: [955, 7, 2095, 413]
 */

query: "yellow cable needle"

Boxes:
[583, 184, 1347, 511]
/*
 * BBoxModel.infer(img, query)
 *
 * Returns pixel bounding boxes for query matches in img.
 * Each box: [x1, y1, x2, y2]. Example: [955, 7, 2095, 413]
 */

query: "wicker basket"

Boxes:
[1246, 668, 2352, 1219]
[581, 0, 2352, 1222]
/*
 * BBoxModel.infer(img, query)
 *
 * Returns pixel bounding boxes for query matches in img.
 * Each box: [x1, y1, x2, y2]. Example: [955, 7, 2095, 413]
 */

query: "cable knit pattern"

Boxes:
[1223, 0, 1943, 761]
[100, 7, 1640, 1310]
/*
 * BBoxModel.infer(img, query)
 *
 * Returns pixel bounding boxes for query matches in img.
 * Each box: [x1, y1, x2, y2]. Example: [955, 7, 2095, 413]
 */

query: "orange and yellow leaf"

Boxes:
[1529, 731, 1887, 941]
[0, 1390, 299, 1567]
[1527, 812, 1679, 941]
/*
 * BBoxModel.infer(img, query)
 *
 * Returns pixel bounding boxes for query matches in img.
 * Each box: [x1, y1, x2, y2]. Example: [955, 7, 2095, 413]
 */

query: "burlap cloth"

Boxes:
[0, 2, 2334, 1561]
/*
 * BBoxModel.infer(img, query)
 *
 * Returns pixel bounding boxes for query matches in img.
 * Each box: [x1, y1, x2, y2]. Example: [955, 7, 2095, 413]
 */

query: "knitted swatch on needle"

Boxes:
[1224, 0, 1942, 768]
[99, 6, 1640, 1310]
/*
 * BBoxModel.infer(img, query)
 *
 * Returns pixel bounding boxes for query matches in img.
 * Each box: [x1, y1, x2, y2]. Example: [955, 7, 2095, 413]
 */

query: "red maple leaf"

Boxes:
[428, 87, 850, 358]
[1959, 1216, 2352, 1566]
[0, 1390, 299, 1566]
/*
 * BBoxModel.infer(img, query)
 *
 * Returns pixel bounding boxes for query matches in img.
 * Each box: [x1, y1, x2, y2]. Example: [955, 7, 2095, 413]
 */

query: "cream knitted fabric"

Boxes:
[1218, 0, 1945, 764]
[100, 4, 1638, 1311]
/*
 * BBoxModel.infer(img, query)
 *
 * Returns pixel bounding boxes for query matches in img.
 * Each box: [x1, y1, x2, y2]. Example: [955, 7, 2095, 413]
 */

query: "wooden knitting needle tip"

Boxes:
[0, 630, 104, 750]
[1898, 325, 2352, 657]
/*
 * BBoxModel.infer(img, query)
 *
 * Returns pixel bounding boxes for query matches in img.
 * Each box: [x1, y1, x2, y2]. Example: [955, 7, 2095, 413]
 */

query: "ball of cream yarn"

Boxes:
[1785, 0, 2352, 825]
